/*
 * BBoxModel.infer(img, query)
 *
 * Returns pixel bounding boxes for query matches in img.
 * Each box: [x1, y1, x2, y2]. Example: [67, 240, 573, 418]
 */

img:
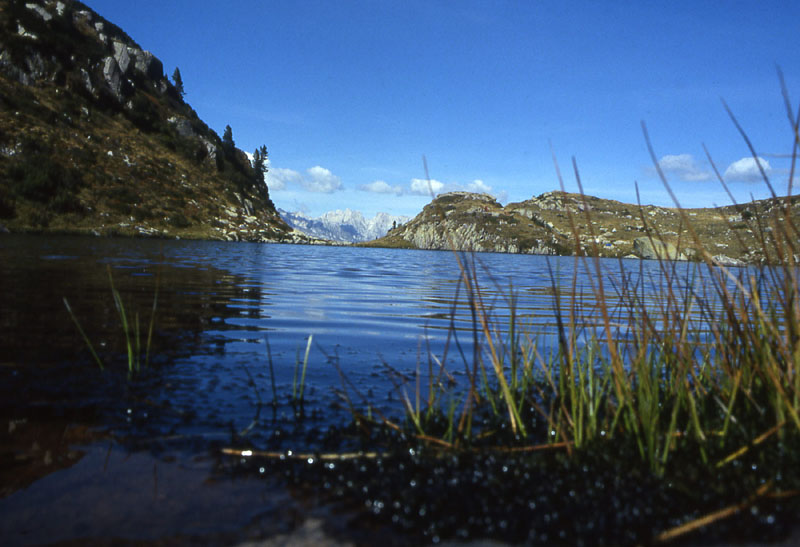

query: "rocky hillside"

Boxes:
[0, 0, 303, 242]
[367, 190, 800, 264]
[280, 208, 410, 243]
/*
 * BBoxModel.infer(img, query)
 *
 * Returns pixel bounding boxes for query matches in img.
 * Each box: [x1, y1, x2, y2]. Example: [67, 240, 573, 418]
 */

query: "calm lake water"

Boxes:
[0, 234, 735, 543]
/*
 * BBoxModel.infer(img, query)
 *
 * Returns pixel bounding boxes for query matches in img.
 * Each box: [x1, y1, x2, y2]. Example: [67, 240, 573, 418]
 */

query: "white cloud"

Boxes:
[360, 180, 404, 195]
[723, 156, 771, 183]
[265, 167, 299, 191]
[657, 154, 711, 182]
[467, 179, 493, 193]
[304, 166, 343, 193]
[405, 177, 506, 200]
[351, 174, 507, 202]
[265, 166, 342, 193]
[410, 178, 445, 196]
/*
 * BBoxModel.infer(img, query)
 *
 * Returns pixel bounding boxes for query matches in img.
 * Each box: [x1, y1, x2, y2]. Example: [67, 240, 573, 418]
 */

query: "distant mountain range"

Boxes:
[279, 209, 410, 243]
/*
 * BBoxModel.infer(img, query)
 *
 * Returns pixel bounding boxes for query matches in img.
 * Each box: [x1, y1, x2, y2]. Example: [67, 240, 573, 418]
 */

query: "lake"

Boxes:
[0, 234, 734, 544]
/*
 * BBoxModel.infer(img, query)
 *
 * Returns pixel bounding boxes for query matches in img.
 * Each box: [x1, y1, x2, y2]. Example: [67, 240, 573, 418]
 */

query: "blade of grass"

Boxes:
[63, 297, 104, 370]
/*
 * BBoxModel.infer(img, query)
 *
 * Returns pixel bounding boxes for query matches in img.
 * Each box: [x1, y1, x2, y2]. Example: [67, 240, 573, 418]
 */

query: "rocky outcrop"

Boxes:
[0, 0, 292, 242]
[112, 40, 132, 74]
[101, 56, 124, 102]
[3, 2, 169, 106]
[367, 190, 800, 264]
[371, 192, 570, 255]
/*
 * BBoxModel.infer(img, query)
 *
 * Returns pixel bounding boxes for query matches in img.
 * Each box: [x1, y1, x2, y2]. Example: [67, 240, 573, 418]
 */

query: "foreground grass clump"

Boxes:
[64, 266, 158, 376]
[226, 80, 800, 545]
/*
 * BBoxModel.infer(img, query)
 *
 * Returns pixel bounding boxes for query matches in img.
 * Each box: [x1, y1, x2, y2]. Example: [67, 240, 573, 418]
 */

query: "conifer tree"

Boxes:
[222, 125, 235, 158]
[172, 67, 184, 98]
[253, 145, 268, 185]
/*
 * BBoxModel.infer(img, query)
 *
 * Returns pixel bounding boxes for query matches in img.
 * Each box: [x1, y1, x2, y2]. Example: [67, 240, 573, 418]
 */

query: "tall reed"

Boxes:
[64, 266, 159, 376]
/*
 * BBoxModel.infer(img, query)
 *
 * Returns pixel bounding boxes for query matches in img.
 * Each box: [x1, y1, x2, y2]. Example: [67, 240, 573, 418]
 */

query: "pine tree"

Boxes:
[222, 125, 235, 158]
[172, 67, 184, 98]
[253, 145, 268, 186]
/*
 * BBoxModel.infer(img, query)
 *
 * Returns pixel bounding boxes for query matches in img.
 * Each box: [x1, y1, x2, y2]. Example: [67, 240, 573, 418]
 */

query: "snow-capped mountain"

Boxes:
[279, 209, 410, 243]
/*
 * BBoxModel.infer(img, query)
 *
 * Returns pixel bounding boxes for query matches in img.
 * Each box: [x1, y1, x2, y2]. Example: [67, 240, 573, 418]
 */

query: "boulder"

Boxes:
[712, 255, 745, 267]
[200, 138, 218, 162]
[168, 117, 195, 138]
[102, 56, 123, 101]
[112, 41, 132, 75]
[80, 68, 94, 95]
[243, 199, 255, 216]
[633, 237, 687, 261]
[17, 23, 38, 40]
[131, 48, 163, 80]
[25, 3, 52, 22]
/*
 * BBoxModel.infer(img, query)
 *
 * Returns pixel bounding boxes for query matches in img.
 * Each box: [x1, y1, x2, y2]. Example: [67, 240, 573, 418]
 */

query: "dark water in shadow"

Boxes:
[0, 234, 736, 544]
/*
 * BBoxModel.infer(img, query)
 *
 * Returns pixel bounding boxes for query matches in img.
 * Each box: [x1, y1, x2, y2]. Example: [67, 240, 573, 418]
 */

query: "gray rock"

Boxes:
[712, 254, 745, 267]
[17, 23, 38, 40]
[243, 199, 255, 216]
[24, 51, 50, 81]
[102, 56, 124, 102]
[80, 68, 94, 95]
[131, 48, 163, 80]
[633, 237, 687, 261]
[25, 3, 52, 22]
[1, 49, 55, 85]
[73, 10, 92, 25]
[200, 138, 219, 163]
[112, 41, 132, 75]
[168, 117, 195, 138]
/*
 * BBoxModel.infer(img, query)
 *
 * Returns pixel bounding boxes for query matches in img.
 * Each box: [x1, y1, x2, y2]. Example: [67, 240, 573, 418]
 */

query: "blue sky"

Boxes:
[86, 0, 800, 218]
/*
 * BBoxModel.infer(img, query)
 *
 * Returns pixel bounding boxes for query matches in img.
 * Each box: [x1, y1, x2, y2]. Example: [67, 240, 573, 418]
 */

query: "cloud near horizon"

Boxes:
[266, 165, 343, 193]
[359, 180, 404, 195]
[655, 154, 774, 185]
[360, 177, 501, 199]
[409, 178, 446, 195]
[723, 156, 772, 183]
[657, 154, 712, 182]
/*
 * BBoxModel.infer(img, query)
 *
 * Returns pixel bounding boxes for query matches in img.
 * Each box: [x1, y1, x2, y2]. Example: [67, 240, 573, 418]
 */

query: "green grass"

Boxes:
[64, 266, 159, 376]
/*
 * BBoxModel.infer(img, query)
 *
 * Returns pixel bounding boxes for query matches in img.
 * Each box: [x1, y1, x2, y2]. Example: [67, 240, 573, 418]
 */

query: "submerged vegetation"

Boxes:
[221, 80, 800, 545]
